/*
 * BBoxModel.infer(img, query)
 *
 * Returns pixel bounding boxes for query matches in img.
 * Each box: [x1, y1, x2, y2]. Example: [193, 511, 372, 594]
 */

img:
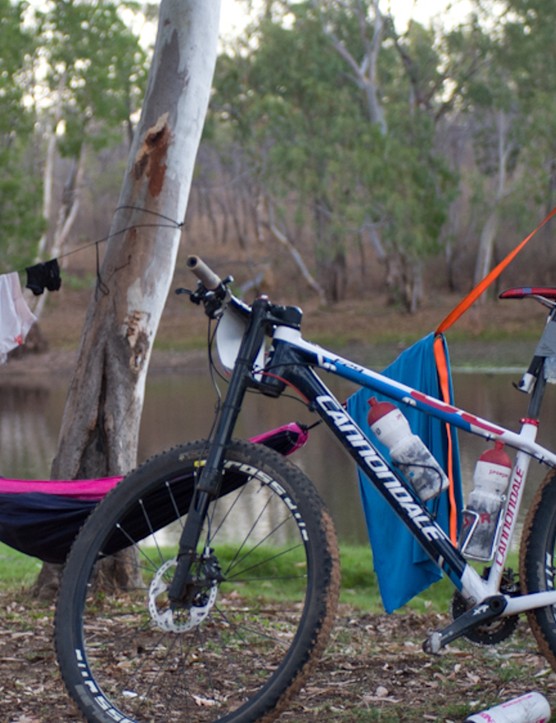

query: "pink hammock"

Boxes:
[0, 423, 309, 564]
[0, 476, 122, 500]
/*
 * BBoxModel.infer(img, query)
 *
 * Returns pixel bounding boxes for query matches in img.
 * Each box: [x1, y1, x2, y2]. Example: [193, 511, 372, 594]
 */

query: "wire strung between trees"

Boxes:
[8, 206, 185, 299]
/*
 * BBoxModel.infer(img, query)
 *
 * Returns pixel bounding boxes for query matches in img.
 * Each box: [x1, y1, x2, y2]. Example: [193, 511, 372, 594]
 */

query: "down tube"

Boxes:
[296, 367, 468, 589]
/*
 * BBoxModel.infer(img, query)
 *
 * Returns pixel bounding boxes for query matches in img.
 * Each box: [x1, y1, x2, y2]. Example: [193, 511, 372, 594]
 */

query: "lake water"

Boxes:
[2, 364, 555, 548]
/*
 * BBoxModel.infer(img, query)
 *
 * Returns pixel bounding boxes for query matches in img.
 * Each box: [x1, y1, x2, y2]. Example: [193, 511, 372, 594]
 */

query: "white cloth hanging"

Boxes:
[0, 272, 37, 364]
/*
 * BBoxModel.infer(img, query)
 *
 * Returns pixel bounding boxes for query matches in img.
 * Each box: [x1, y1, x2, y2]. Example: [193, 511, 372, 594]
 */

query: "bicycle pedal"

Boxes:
[422, 594, 507, 654]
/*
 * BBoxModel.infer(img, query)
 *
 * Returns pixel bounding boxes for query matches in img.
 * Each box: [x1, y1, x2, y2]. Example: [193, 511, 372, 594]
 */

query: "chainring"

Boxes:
[451, 568, 520, 645]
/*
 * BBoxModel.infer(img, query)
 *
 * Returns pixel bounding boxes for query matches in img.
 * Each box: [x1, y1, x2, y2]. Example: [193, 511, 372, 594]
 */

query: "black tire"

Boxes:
[55, 439, 340, 722]
[520, 467, 556, 670]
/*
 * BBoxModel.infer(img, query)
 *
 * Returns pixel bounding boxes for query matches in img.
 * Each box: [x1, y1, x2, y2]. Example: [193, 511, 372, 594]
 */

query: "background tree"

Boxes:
[3, 0, 556, 323]
[33, 0, 222, 597]
[0, 0, 43, 272]
[494, 0, 556, 282]
[212, 0, 458, 310]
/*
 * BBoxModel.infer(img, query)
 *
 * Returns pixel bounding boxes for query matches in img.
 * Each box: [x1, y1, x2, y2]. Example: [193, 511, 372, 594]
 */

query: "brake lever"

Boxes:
[175, 286, 204, 306]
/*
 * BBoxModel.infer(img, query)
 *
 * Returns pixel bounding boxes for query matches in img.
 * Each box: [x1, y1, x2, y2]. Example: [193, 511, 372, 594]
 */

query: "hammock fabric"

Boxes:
[0, 423, 308, 564]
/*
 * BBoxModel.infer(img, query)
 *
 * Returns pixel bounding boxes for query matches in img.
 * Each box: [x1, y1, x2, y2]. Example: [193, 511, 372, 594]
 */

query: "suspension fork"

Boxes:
[168, 298, 270, 605]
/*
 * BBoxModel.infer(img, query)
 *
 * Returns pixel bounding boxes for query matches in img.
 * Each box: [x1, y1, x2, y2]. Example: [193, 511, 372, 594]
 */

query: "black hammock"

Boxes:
[0, 423, 308, 565]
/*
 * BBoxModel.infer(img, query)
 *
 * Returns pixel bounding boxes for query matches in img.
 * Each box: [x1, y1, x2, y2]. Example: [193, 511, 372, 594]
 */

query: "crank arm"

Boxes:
[423, 595, 507, 654]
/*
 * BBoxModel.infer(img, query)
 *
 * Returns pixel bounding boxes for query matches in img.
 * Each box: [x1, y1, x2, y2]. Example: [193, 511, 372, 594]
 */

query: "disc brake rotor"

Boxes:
[148, 559, 218, 633]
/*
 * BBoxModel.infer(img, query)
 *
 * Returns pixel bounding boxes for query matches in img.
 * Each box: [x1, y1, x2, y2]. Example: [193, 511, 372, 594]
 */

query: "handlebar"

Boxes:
[185, 254, 302, 331]
[186, 255, 222, 291]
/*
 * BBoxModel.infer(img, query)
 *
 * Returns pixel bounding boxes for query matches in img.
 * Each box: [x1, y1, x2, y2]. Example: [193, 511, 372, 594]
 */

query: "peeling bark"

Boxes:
[134, 112, 171, 196]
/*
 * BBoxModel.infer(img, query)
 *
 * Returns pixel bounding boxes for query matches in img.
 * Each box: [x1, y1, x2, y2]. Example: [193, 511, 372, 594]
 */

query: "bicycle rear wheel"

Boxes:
[55, 439, 340, 722]
[520, 467, 556, 670]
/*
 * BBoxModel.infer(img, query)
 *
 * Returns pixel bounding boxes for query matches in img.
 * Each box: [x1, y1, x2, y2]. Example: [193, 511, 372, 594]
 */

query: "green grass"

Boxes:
[311, 324, 540, 351]
[152, 335, 207, 352]
[339, 543, 459, 612]
[1, 540, 520, 614]
[0, 544, 43, 590]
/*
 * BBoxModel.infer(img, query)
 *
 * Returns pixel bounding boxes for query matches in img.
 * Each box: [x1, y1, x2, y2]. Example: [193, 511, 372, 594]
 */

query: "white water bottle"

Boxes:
[367, 397, 449, 501]
[460, 441, 512, 561]
[465, 691, 551, 722]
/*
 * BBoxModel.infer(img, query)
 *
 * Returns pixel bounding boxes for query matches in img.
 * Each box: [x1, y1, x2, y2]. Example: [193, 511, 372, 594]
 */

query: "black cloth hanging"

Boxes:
[25, 259, 62, 296]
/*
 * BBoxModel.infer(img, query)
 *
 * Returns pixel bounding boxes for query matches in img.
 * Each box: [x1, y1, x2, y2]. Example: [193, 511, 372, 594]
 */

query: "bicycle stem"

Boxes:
[168, 298, 270, 605]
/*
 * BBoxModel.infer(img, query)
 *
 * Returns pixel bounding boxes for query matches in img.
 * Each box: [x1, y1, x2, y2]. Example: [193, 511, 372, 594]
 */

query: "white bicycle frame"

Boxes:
[181, 255, 556, 652]
[218, 310, 556, 618]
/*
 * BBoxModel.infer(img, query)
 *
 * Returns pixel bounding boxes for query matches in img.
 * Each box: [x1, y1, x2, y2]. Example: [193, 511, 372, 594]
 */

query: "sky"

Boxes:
[220, 0, 476, 37]
[385, 0, 474, 29]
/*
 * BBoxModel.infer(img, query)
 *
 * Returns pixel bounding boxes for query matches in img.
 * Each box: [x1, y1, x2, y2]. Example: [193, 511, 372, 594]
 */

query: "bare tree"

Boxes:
[473, 109, 516, 289]
[313, 0, 387, 133]
[33, 0, 222, 597]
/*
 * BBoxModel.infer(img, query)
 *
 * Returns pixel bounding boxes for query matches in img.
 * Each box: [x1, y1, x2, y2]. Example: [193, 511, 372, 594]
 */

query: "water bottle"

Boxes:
[464, 691, 551, 722]
[367, 397, 449, 501]
[460, 441, 512, 561]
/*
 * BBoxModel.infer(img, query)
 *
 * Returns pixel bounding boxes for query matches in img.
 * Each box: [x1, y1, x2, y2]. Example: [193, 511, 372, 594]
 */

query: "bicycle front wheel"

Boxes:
[55, 439, 340, 722]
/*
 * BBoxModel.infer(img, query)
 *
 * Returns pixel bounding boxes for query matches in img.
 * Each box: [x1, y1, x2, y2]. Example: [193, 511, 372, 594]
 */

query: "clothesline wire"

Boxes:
[9, 205, 184, 277]
[116, 205, 185, 227]
[0, 206, 186, 362]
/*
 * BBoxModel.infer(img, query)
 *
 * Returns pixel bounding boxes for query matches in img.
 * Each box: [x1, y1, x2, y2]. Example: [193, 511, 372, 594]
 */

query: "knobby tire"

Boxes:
[520, 467, 556, 670]
[55, 439, 340, 722]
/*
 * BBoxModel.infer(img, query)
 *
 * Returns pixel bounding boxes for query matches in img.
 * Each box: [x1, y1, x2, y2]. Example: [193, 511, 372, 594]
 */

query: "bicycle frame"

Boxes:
[170, 276, 556, 648]
[267, 322, 556, 618]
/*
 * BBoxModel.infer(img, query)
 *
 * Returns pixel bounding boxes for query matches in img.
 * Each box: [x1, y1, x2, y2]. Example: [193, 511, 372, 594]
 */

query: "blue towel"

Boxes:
[346, 333, 462, 613]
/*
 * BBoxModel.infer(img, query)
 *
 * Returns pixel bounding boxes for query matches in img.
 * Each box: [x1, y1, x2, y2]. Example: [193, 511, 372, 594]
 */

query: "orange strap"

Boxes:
[433, 334, 459, 543]
[436, 206, 556, 335]
[434, 206, 556, 541]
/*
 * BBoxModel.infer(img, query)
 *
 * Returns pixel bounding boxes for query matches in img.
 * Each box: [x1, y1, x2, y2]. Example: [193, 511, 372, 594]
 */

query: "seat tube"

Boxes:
[487, 420, 538, 594]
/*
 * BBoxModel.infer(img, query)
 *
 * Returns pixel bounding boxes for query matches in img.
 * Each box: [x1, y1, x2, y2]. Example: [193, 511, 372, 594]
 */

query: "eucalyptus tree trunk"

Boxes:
[33, 0, 221, 598]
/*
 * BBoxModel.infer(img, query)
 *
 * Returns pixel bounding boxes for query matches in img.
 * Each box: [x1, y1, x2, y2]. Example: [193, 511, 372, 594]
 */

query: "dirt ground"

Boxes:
[2, 287, 555, 721]
[2, 589, 556, 722]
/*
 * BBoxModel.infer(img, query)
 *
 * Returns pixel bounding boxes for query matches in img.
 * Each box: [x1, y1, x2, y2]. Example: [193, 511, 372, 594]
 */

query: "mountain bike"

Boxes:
[55, 257, 556, 722]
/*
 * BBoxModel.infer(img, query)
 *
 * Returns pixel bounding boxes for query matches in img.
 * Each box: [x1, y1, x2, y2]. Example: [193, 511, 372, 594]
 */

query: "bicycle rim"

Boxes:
[55, 440, 339, 722]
